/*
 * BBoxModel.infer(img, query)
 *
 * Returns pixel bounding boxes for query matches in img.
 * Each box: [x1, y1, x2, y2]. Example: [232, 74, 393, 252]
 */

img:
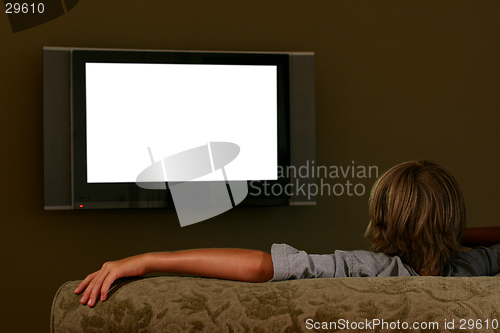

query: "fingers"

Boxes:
[81, 273, 104, 306]
[74, 271, 97, 295]
[78, 274, 100, 306]
[75, 266, 117, 307]
[98, 276, 113, 302]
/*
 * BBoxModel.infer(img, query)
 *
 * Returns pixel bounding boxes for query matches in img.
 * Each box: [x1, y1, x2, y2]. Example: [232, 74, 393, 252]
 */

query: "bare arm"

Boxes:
[461, 227, 500, 247]
[74, 248, 273, 307]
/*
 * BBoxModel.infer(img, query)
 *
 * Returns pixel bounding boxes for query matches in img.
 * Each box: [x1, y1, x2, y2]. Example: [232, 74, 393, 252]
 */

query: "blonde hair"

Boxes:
[364, 161, 466, 273]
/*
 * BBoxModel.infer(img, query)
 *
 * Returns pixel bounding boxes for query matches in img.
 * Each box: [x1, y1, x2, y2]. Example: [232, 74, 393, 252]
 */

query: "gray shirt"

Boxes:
[271, 243, 500, 281]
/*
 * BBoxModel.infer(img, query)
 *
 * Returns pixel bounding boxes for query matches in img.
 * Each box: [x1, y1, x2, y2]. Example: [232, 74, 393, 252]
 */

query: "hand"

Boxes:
[74, 254, 151, 307]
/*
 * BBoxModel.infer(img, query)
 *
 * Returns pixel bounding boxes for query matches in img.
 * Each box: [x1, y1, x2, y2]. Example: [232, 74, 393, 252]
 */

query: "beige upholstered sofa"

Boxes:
[51, 275, 500, 332]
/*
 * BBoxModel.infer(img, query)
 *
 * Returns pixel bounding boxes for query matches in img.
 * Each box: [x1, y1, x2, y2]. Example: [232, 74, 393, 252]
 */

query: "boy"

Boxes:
[75, 160, 500, 307]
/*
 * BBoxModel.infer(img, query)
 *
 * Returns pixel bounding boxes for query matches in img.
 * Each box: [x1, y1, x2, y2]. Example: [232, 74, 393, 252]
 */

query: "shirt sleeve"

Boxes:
[270, 243, 336, 281]
[443, 244, 500, 276]
[270, 243, 415, 281]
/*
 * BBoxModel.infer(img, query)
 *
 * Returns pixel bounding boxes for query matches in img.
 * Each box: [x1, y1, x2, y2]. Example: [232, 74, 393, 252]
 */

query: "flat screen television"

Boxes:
[43, 47, 315, 211]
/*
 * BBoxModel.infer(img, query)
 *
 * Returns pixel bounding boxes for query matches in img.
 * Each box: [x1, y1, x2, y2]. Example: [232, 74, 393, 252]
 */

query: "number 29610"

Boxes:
[5, 3, 45, 14]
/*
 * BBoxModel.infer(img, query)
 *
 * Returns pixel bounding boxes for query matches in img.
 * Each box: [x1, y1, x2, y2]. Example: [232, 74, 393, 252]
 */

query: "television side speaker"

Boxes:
[44, 47, 72, 209]
[289, 52, 316, 206]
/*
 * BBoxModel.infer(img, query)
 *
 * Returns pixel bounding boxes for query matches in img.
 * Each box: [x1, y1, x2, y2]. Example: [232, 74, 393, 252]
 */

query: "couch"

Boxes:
[51, 275, 500, 332]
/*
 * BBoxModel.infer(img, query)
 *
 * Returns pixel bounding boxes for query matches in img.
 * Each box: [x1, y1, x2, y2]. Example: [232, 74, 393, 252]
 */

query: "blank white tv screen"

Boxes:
[85, 62, 278, 183]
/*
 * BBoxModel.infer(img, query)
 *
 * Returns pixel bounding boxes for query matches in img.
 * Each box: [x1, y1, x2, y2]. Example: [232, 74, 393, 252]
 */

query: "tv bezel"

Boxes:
[71, 49, 292, 209]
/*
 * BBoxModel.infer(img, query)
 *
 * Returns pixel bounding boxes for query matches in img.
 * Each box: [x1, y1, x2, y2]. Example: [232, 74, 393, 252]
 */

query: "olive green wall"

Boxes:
[1, 1, 499, 332]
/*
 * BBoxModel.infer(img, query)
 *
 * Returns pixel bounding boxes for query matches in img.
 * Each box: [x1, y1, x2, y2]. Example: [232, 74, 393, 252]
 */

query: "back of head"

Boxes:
[365, 160, 466, 273]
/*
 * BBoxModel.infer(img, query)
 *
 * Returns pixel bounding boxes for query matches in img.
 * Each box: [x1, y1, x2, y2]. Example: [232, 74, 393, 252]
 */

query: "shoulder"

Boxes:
[443, 244, 500, 276]
[336, 250, 417, 277]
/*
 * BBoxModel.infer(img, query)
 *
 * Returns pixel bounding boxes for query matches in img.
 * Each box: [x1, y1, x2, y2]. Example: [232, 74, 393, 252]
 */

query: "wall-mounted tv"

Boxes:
[43, 47, 315, 210]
